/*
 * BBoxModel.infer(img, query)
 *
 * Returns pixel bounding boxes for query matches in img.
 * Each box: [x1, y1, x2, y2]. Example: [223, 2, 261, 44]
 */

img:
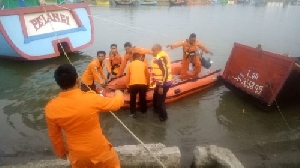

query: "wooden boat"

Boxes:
[114, 0, 136, 5]
[201, 0, 211, 5]
[220, 0, 228, 4]
[187, 0, 201, 5]
[57, 0, 85, 4]
[236, 0, 250, 4]
[0, 1, 94, 60]
[227, 0, 235, 4]
[250, 0, 267, 6]
[222, 43, 300, 106]
[210, 0, 220, 4]
[99, 59, 222, 108]
[211, 0, 228, 4]
[169, 0, 188, 6]
[139, 0, 158, 5]
[96, 0, 110, 5]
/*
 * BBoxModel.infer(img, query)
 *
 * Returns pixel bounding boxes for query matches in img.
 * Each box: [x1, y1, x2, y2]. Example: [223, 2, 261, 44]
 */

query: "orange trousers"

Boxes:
[180, 55, 201, 79]
[70, 148, 120, 168]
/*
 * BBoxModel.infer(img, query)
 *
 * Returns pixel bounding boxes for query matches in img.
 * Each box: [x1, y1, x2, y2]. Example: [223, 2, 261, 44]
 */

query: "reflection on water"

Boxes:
[1, 4, 300, 167]
[216, 86, 300, 141]
[215, 86, 300, 166]
[216, 89, 278, 137]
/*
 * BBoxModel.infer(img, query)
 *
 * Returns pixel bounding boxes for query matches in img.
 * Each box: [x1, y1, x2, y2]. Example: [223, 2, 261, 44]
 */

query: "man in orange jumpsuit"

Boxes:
[106, 44, 123, 80]
[126, 53, 150, 118]
[45, 64, 124, 168]
[81, 51, 107, 92]
[117, 42, 153, 77]
[167, 33, 213, 79]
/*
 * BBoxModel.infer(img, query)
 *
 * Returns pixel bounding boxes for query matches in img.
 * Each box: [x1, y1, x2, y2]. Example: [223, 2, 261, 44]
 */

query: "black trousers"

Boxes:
[81, 82, 97, 93]
[129, 84, 148, 114]
[153, 85, 170, 120]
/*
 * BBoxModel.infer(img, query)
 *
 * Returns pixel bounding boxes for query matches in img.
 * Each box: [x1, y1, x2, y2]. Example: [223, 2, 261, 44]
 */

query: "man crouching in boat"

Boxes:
[45, 64, 124, 167]
[151, 44, 172, 122]
[167, 33, 213, 79]
[117, 42, 153, 77]
[106, 44, 123, 80]
[81, 51, 107, 92]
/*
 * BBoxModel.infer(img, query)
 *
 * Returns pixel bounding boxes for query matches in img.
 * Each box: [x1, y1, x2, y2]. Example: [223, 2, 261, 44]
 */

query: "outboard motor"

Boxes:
[197, 49, 213, 69]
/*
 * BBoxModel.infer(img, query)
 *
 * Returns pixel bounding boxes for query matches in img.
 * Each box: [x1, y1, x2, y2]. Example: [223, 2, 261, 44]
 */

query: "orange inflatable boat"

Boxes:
[99, 60, 222, 108]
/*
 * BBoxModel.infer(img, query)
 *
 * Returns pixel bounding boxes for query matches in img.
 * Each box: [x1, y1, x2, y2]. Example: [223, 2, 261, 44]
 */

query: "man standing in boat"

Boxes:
[126, 53, 150, 118]
[167, 33, 213, 79]
[81, 51, 107, 92]
[117, 42, 153, 77]
[151, 44, 172, 122]
[106, 44, 123, 80]
[45, 64, 124, 167]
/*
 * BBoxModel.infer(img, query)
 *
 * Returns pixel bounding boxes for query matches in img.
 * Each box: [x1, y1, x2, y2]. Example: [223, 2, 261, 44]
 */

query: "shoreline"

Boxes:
[1, 139, 300, 167]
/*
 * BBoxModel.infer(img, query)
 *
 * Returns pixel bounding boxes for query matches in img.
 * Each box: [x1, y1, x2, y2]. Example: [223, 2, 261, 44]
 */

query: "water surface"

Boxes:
[1, 4, 300, 167]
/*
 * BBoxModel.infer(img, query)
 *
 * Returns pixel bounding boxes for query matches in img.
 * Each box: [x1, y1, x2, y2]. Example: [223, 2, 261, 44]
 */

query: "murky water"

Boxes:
[1, 4, 300, 167]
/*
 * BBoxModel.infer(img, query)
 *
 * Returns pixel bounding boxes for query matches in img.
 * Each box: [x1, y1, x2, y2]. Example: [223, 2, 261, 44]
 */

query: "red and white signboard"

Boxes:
[24, 10, 78, 36]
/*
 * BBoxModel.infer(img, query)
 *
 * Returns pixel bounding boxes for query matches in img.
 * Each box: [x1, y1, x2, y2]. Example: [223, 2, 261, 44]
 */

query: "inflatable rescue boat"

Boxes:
[99, 60, 222, 108]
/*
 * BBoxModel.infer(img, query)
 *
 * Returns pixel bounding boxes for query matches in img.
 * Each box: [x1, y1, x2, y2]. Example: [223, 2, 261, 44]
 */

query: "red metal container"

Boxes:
[222, 43, 299, 106]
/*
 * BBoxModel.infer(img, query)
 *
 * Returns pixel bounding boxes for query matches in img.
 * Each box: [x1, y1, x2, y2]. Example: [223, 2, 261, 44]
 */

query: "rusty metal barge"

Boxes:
[222, 43, 300, 106]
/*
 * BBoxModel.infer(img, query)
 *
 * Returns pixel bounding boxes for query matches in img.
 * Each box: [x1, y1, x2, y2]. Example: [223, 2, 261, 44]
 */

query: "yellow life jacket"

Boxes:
[150, 51, 172, 88]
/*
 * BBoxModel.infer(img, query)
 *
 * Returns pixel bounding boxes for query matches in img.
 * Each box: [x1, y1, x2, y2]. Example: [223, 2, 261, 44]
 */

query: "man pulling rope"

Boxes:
[40, 2, 167, 167]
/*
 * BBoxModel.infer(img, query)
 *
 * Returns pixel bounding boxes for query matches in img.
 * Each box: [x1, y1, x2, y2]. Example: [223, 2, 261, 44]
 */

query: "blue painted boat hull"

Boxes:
[139, 1, 158, 5]
[114, 0, 136, 5]
[169, 0, 188, 6]
[0, 3, 94, 60]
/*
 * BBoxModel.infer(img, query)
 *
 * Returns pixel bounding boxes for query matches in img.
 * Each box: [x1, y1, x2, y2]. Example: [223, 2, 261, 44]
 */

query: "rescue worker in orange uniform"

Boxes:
[167, 33, 213, 79]
[117, 42, 153, 77]
[150, 44, 172, 122]
[126, 53, 150, 118]
[81, 51, 107, 92]
[45, 64, 124, 168]
[106, 44, 123, 80]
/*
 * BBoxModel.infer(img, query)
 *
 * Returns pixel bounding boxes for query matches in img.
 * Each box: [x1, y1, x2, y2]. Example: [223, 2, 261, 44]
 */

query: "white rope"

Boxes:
[53, 4, 170, 37]
[91, 15, 170, 37]
[110, 113, 166, 167]
[41, 3, 166, 167]
[259, 49, 292, 130]
[41, 5, 72, 67]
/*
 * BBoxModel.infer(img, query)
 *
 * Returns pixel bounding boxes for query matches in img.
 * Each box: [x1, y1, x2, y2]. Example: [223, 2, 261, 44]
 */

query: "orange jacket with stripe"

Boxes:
[126, 60, 150, 88]
[118, 47, 152, 76]
[81, 59, 106, 85]
[170, 39, 210, 57]
[105, 52, 123, 74]
[45, 89, 124, 163]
